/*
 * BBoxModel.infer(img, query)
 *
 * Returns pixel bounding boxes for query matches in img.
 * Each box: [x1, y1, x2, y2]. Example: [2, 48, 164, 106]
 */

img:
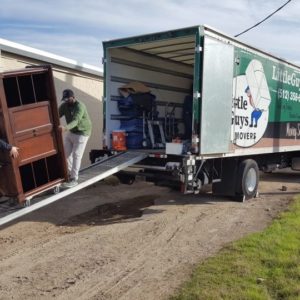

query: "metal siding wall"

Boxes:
[1, 53, 29, 69]
[0, 52, 103, 168]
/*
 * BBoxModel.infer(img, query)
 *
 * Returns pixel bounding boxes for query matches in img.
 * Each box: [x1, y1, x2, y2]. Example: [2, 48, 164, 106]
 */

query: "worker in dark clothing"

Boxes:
[59, 89, 92, 188]
[0, 139, 19, 158]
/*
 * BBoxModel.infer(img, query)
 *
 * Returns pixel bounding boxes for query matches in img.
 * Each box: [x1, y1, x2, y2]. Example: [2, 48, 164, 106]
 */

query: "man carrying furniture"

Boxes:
[59, 89, 92, 188]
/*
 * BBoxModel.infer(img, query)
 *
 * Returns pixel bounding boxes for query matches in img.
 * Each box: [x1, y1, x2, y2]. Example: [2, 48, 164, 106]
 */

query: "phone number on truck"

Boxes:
[278, 88, 300, 102]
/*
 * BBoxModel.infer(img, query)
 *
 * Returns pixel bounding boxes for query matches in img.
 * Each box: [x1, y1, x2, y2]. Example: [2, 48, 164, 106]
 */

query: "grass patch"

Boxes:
[171, 197, 300, 300]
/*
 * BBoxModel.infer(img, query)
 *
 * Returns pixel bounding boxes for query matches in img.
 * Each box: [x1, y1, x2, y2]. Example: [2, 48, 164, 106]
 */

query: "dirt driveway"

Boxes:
[0, 170, 299, 300]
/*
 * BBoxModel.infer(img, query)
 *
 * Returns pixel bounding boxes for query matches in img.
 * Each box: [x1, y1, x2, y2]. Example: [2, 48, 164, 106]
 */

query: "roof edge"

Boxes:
[102, 25, 199, 48]
[0, 38, 103, 77]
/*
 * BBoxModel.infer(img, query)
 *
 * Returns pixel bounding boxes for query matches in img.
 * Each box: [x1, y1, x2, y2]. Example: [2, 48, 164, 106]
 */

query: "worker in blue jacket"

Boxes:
[0, 139, 19, 158]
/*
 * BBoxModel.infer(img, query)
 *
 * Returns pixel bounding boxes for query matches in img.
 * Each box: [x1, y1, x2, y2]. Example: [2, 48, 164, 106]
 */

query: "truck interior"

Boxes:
[105, 34, 196, 155]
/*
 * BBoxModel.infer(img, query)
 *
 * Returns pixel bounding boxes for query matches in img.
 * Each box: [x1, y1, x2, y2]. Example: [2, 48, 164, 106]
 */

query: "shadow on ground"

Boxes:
[60, 194, 163, 227]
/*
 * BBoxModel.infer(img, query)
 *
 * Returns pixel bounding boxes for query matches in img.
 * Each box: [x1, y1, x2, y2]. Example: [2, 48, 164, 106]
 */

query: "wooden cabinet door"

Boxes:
[8, 101, 58, 165]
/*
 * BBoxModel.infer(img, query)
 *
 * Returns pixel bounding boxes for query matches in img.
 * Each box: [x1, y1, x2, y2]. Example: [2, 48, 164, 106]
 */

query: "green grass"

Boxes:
[171, 197, 300, 300]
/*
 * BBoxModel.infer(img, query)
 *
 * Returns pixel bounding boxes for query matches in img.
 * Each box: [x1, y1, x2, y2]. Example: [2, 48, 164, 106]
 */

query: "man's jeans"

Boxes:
[64, 132, 89, 181]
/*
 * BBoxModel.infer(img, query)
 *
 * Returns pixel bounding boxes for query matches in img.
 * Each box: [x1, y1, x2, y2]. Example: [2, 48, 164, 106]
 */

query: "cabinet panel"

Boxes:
[0, 164, 19, 196]
[19, 164, 36, 193]
[9, 102, 52, 137]
[3, 77, 21, 107]
[17, 132, 57, 165]
[18, 75, 35, 105]
[32, 73, 48, 101]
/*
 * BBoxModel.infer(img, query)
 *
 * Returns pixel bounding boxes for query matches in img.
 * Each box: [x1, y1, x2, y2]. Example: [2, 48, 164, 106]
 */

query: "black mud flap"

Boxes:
[212, 158, 239, 197]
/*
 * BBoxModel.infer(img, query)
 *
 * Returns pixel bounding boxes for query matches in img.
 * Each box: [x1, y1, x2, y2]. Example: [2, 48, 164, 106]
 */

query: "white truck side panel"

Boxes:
[200, 36, 234, 154]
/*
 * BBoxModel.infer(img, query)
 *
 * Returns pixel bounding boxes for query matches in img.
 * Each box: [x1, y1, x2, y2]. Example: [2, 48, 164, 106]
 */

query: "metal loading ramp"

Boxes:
[0, 151, 148, 227]
[79, 151, 147, 182]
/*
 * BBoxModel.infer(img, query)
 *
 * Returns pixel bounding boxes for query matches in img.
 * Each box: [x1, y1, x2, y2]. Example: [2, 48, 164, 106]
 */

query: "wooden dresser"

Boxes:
[0, 65, 68, 203]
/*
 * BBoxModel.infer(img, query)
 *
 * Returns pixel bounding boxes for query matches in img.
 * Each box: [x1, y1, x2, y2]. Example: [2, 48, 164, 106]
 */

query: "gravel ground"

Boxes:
[0, 170, 298, 300]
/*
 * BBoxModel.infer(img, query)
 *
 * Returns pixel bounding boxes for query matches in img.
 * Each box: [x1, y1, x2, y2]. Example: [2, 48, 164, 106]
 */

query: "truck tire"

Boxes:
[236, 159, 259, 201]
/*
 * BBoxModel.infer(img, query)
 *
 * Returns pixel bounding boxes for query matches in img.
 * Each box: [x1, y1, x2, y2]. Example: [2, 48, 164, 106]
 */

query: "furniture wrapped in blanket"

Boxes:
[118, 82, 158, 149]
[0, 65, 68, 203]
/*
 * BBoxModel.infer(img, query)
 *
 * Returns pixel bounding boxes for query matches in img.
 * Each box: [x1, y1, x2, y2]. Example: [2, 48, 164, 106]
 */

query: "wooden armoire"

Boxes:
[0, 65, 68, 203]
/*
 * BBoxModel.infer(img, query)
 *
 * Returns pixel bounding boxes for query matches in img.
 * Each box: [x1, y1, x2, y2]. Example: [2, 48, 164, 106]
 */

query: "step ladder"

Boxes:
[147, 120, 166, 148]
[0, 151, 148, 227]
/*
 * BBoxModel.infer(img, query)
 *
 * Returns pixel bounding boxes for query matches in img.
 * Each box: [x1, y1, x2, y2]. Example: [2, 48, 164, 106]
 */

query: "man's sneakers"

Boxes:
[62, 179, 78, 189]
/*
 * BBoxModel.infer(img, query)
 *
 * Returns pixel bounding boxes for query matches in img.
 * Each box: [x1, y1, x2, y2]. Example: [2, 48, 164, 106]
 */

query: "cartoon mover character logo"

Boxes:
[232, 59, 271, 147]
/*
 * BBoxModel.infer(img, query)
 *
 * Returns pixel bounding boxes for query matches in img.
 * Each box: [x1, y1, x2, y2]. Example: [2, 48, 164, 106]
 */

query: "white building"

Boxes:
[0, 38, 103, 167]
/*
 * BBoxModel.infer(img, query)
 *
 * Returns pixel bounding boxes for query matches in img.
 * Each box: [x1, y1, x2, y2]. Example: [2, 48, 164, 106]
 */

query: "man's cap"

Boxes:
[61, 89, 74, 101]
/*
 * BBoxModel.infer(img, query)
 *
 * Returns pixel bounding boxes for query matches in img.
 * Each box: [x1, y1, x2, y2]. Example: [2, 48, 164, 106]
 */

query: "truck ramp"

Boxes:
[0, 151, 147, 227]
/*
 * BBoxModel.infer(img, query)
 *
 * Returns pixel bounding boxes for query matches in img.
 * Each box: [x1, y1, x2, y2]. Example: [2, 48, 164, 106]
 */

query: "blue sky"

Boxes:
[0, 0, 299, 67]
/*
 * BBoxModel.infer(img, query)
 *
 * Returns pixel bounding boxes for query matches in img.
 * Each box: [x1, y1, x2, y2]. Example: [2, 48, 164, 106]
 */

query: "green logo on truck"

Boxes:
[232, 59, 271, 147]
[232, 49, 300, 148]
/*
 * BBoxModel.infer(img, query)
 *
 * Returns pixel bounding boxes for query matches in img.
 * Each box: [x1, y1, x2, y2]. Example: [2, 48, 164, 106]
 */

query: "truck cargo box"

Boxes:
[101, 25, 300, 199]
[103, 25, 300, 157]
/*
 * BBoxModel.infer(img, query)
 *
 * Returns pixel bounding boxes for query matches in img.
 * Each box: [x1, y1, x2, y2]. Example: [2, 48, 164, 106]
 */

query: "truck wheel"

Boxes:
[236, 159, 259, 201]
